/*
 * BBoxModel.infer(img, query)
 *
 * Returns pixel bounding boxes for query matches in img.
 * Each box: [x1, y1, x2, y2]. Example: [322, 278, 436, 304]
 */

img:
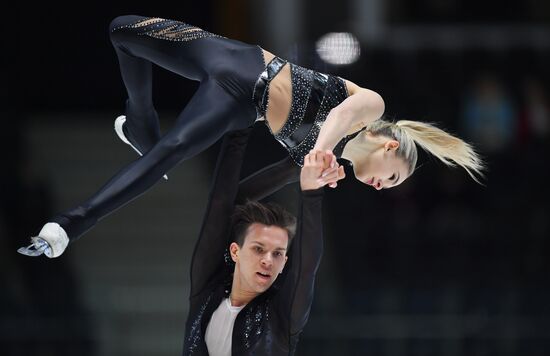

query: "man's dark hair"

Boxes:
[231, 201, 297, 246]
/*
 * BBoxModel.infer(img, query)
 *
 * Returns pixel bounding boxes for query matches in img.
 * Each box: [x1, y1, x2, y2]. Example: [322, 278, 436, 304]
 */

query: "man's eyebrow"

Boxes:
[249, 241, 286, 251]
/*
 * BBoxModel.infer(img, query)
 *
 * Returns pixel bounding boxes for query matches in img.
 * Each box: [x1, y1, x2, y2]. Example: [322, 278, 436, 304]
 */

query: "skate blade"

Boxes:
[17, 238, 52, 257]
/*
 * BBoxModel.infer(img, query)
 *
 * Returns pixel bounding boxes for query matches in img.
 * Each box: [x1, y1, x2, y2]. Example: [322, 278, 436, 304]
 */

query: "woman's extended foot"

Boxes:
[17, 223, 69, 258]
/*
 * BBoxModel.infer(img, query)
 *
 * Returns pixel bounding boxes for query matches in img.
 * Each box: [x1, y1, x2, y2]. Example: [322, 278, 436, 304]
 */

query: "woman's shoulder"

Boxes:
[341, 79, 362, 96]
[340, 79, 384, 105]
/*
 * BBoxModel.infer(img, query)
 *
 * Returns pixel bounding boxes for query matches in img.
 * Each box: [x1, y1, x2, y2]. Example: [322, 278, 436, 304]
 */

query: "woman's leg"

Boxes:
[108, 14, 233, 154]
[53, 79, 256, 241]
[112, 44, 160, 155]
[19, 15, 265, 256]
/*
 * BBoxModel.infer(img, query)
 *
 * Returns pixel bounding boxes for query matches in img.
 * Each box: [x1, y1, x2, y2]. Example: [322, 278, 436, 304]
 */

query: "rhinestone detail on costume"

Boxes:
[243, 301, 269, 349]
[111, 17, 223, 42]
[273, 65, 313, 140]
[186, 293, 212, 353]
[274, 64, 350, 166]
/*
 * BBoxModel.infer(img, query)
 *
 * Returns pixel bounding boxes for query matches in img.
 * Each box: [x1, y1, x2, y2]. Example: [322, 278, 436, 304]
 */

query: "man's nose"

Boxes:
[261, 254, 273, 267]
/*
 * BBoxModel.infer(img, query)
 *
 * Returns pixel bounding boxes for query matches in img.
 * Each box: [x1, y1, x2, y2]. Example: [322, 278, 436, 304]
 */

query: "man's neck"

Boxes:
[230, 275, 259, 307]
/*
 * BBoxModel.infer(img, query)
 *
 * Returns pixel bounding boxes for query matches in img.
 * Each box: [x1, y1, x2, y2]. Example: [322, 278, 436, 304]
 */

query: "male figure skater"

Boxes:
[185, 128, 340, 355]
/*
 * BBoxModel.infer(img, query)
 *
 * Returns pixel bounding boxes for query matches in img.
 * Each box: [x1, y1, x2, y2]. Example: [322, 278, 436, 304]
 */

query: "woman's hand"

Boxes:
[300, 150, 345, 191]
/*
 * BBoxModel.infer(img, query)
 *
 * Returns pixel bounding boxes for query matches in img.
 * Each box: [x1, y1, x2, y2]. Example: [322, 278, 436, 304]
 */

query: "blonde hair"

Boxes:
[365, 119, 485, 183]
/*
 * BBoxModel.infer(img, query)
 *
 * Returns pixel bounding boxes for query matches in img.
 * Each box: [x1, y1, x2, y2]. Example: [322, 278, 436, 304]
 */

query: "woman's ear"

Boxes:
[385, 139, 400, 152]
[229, 242, 240, 263]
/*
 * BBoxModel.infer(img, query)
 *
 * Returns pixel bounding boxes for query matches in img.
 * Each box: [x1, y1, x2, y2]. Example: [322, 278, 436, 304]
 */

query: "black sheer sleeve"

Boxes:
[236, 156, 300, 204]
[276, 188, 324, 335]
[189, 129, 252, 297]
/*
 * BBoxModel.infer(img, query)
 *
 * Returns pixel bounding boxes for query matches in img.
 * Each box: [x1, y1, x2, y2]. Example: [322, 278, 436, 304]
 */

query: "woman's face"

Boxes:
[353, 139, 410, 190]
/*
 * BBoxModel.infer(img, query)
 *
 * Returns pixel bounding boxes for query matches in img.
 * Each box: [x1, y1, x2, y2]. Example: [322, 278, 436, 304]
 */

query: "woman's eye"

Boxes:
[389, 174, 396, 181]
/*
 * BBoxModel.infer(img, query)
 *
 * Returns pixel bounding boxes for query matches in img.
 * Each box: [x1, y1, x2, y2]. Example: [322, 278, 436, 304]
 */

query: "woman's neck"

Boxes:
[341, 131, 375, 165]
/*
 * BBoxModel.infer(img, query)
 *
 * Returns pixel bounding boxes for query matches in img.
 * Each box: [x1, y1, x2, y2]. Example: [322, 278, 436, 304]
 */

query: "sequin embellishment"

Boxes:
[273, 65, 313, 140]
[111, 17, 223, 42]
[186, 293, 212, 353]
[243, 301, 270, 349]
[276, 65, 350, 166]
[253, 57, 350, 166]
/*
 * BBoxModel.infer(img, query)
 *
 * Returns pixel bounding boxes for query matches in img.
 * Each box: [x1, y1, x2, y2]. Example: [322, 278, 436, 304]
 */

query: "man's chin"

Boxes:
[254, 280, 275, 293]
[254, 283, 271, 293]
[255, 273, 275, 287]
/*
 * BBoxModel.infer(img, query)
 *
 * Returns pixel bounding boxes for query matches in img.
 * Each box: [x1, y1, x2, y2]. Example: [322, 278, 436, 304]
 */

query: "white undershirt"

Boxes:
[205, 298, 245, 356]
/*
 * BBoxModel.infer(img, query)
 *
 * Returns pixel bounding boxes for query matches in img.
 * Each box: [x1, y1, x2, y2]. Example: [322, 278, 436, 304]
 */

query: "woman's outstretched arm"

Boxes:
[313, 84, 385, 151]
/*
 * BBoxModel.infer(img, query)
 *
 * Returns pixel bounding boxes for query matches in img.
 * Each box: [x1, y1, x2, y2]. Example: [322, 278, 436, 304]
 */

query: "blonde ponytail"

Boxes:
[365, 119, 485, 184]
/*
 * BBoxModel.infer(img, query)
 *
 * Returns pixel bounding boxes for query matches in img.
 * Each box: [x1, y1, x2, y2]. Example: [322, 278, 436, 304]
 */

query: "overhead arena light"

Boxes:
[315, 32, 361, 65]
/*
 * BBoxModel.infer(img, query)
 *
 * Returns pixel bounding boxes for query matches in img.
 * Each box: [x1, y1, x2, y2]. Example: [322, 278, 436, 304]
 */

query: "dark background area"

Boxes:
[2, 1, 549, 355]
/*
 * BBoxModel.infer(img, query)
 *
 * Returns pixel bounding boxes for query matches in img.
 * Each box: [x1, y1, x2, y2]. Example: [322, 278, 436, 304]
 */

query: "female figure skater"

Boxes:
[18, 15, 483, 258]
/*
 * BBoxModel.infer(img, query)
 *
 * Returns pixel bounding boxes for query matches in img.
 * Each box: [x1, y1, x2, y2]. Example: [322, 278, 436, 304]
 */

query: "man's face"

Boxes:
[230, 223, 289, 295]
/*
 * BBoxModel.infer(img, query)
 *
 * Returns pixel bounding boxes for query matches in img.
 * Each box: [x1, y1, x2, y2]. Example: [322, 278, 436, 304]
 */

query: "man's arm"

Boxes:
[189, 135, 335, 297]
[189, 129, 252, 298]
[236, 156, 300, 204]
[236, 148, 345, 204]
[276, 150, 343, 335]
[191, 131, 343, 298]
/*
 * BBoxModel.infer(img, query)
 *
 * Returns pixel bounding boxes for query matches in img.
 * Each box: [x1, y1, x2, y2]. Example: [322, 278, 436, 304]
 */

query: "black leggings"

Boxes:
[52, 15, 266, 240]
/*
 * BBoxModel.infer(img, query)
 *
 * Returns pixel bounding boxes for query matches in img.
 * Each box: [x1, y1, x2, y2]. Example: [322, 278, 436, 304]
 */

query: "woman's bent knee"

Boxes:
[109, 15, 146, 41]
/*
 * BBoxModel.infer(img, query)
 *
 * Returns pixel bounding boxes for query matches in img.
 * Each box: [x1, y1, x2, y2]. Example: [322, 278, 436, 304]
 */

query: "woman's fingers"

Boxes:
[316, 150, 326, 166]
[318, 167, 339, 184]
[305, 150, 342, 189]
[321, 164, 345, 179]
[308, 149, 331, 168]
[326, 150, 336, 169]
[305, 150, 316, 167]
[302, 150, 333, 190]
[320, 166, 346, 188]
[338, 165, 345, 179]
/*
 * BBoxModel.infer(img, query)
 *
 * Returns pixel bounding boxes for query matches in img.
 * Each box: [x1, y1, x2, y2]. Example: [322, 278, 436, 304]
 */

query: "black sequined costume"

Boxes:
[254, 56, 358, 166]
[48, 14, 349, 242]
[185, 129, 324, 355]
